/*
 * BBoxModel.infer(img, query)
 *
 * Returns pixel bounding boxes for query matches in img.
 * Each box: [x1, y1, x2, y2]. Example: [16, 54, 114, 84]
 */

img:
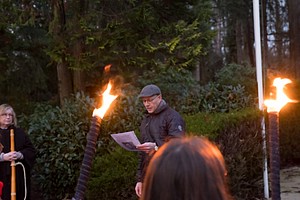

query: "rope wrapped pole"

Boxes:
[10, 129, 16, 200]
[268, 112, 281, 200]
[73, 116, 101, 200]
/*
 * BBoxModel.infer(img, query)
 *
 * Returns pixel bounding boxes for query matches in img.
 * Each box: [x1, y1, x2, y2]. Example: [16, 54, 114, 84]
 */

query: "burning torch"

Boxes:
[264, 78, 297, 200]
[72, 81, 118, 200]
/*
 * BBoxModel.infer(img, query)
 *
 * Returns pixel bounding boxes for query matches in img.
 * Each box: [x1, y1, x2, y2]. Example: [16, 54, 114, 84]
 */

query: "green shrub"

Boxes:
[186, 108, 264, 199]
[85, 108, 263, 200]
[197, 82, 255, 113]
[86, 147, 138, 200]
[135, 66, 255, 114]
[23, 93, 94, 200]
[136, 66, 201, 113]
[19, 84, 263, 200]
[215, 110, 264, 200]
[184, 108, 260, 138]
[215, 63, 257, 95]
[20, 90, 144, 200]
[184, 112, 228, 138]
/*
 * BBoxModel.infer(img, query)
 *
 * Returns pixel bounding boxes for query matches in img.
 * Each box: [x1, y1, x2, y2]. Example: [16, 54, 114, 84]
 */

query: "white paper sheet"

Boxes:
[111, 131, 141, 151]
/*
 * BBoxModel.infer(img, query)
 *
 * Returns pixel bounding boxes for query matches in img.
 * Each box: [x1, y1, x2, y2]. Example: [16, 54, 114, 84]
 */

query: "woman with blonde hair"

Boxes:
[0, 104, 36, 200]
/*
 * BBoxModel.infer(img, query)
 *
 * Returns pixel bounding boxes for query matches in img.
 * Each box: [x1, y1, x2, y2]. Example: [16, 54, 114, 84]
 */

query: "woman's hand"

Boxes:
[3, 151, 23, 161]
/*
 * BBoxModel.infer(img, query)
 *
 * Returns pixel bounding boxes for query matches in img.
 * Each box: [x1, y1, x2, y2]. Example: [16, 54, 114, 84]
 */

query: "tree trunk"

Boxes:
[51, 0, 73, 106]
[72, 0, 87, 93]
[57, 61, 73, 104]
[288, 0, 300, 78]
[262, 0, 268, 69]
[235, 19, 243, 64]
[73, 40, 86, 92]
[274, 0, 283, 60]
[246, 17, 254, 67]
[73, 70, 86, 92]
[192, 62, 200, 82]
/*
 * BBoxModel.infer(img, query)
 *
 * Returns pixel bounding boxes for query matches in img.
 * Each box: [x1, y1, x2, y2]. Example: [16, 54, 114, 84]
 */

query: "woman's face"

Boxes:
[0, 108, 14, 128]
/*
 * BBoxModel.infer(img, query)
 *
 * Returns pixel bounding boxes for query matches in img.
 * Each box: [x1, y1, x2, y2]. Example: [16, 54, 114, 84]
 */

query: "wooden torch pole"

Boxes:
[10, 129, 16, 200]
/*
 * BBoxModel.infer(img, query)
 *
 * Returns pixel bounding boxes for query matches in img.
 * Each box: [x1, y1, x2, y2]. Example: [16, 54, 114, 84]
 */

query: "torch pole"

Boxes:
[253, 0, 270, 197]
[73, 116, 101, 200]
[268, 112, 281, 200]
[10, 129, 16, 200]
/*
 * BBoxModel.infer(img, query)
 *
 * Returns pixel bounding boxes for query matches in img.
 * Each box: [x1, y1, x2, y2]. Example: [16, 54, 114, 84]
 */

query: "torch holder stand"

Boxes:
[268, 112, 281, 200]
[73, 116, 101, 200]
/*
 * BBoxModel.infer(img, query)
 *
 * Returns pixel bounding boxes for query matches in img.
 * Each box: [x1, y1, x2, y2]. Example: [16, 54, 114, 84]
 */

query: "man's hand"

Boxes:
[136, 142, 156, 153]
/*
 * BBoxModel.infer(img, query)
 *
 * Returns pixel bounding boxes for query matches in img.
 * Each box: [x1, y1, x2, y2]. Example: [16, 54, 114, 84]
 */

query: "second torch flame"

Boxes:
[264, 78, 296, 113]
[93, 82, 118, 119]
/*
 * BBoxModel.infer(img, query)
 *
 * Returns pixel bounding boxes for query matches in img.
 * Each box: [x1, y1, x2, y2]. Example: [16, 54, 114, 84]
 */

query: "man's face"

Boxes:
[141, 95, 162, 113]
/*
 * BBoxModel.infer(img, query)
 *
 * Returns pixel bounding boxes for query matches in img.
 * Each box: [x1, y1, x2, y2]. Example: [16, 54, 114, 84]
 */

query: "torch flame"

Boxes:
[92, 81, 118, 119]
[264, 78, 296, 113]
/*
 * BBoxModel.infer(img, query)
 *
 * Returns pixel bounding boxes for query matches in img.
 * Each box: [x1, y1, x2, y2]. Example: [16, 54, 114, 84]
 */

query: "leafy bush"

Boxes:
[136, 66, 255, 114]
[84, 108, 264, 200]
[184, 108, 259, 138]
[184, 112, 227, 138]
[86, 147, 138, 200]
[179, 83, 255, 114]
[19, 81, 261, 200]
[215, 63, 257, 95]
[196, 82, 255, 113]
[136, 66, 201, 112]
[23, 93, 94, 200]
[19, 90, 144, 200]
[215, 110, 264, 200]
[185, 109, 264, 199]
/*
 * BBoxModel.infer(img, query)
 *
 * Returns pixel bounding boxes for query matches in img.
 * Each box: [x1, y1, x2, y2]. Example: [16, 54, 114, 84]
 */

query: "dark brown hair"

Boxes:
[141, 136, 232, 200]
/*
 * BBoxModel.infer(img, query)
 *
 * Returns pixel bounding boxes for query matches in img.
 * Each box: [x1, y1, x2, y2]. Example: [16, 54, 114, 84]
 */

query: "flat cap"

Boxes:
[138, 84, 161, 98]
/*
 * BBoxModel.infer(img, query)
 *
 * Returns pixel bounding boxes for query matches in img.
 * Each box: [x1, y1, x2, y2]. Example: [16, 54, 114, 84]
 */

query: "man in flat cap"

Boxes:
[135, 84, 185, 197]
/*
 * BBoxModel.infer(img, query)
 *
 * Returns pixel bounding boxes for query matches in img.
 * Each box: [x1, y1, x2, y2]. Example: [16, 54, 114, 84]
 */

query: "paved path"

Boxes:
[281, 166, 300, 200]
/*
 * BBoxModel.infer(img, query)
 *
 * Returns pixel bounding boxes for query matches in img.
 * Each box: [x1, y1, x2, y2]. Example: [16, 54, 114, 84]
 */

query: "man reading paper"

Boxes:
[135, 84, 185, 197]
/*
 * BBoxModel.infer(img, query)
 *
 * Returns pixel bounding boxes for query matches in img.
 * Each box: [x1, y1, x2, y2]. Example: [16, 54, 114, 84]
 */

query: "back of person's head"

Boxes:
[141, 136, 231, 200]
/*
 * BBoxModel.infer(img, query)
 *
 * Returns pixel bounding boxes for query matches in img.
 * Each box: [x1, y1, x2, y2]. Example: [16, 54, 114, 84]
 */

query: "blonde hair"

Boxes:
[0, 104, 17, 127]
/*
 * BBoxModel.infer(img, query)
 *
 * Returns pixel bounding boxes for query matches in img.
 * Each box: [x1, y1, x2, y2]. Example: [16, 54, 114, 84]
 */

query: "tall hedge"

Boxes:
[85, 108, 264, 200]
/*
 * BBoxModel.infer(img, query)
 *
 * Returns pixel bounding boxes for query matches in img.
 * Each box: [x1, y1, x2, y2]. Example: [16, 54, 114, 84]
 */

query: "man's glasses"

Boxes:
[142, 95, 159, 104]
[0, 113, 13, 117]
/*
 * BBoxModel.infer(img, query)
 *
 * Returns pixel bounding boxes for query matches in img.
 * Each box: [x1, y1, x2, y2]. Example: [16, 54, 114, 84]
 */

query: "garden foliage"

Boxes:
[21, 90, 144, 200]
[21, 93, 264, 200]
[215, 63, 257, 95]
[19, 65, 266, 199]
[21, 93, 94, 200]
[215, 110, 264, 200]
[137, 66, 255, 114]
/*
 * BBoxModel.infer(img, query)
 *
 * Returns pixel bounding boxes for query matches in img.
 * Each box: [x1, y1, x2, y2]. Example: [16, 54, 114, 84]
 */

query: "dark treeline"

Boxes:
[0, 0, 299, 113]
